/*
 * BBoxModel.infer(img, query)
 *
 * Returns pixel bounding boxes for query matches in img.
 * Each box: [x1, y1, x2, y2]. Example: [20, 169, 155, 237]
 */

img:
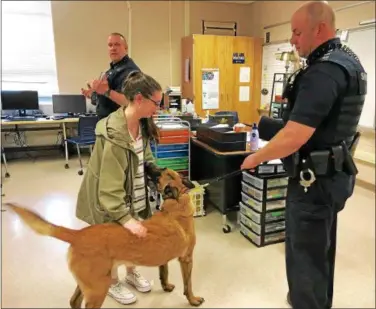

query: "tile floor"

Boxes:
[1, 158, 375, 308]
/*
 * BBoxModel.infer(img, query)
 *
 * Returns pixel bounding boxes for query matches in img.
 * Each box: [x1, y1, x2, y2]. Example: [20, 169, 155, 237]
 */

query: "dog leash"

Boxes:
[200, 169, 243, 188]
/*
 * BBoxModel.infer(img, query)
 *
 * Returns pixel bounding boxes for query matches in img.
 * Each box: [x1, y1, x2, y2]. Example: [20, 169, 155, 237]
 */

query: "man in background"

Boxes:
[81, 32, 140, 119]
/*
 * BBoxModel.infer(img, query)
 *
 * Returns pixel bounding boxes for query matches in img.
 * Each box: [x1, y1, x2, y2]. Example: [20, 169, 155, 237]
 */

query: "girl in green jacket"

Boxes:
[75, 71, 162, 305]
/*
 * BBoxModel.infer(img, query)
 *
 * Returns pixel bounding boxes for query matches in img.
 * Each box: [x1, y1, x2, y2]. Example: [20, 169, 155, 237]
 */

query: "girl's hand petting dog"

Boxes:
[123, 218, 147, 237]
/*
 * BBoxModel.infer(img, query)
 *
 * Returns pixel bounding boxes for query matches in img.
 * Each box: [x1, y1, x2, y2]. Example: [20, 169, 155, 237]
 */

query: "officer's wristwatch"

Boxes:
[104, 89, 111, 98]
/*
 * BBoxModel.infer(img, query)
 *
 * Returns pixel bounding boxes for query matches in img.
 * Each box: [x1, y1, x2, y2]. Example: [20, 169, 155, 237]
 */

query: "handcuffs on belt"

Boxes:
[299, 159, 316, 193]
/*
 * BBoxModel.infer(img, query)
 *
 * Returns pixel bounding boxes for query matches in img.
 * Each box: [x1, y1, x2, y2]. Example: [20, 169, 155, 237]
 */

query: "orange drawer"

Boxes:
[159, 136, 189, 144]
[160, 129, 189, 137]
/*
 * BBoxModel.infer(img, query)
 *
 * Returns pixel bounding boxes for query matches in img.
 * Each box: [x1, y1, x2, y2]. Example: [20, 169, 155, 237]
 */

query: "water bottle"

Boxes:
[186, 100, 194, 114]
[181, 99, 187, 113]
[250, 123, 259, 151]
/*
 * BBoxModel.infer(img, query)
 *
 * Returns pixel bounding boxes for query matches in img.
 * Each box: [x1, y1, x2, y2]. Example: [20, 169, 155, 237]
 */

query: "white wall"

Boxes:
[345, 26, 375, 129]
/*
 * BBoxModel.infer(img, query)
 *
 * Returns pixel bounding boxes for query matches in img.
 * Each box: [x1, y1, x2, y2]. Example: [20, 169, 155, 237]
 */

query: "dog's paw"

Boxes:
[162, 283, 175, 292]
[189, 296, 205, 306]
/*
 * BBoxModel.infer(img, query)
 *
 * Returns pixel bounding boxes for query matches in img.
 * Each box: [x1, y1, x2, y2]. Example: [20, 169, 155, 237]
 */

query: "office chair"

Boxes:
[65, 116, 98, 175]
[214, 111, 239, 124]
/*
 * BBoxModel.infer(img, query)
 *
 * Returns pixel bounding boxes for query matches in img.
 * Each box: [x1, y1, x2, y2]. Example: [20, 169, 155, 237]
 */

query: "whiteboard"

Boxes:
[343, 26, 375, 129]
[260, 42, 296, 110]
[262, 30, 375, 129]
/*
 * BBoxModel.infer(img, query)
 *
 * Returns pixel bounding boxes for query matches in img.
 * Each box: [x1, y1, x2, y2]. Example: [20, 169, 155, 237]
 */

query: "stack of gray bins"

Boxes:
[239, 161, 288, 247]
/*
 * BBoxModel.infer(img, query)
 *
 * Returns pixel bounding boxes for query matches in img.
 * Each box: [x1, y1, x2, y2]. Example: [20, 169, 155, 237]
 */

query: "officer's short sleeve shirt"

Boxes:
[108, 65, 139, 93]
[96, 56, 140, 118]
[289, 62, 348, 128]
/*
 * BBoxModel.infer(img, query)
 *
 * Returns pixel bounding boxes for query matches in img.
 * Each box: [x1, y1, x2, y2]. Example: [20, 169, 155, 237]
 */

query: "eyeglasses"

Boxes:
[148, 97, 161, 107]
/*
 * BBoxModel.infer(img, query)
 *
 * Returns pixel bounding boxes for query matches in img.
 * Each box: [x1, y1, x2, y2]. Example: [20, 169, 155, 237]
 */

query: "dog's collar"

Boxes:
[180, 187, 191, 194]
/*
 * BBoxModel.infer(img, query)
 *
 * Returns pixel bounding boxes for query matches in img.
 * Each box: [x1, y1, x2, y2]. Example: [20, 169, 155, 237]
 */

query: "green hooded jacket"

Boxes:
[75, 107, 155, 225]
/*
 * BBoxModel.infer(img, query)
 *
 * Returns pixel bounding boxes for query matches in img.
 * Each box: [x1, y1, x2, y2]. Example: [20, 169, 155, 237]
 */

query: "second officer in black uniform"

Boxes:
[241, 2, 367, 308]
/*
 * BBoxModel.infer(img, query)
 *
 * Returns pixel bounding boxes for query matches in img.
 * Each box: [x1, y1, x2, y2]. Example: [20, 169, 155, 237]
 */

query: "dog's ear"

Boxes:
[144, 162, 165, 181]
[182, 177, 195, 189]
[163, 184, 179, 200]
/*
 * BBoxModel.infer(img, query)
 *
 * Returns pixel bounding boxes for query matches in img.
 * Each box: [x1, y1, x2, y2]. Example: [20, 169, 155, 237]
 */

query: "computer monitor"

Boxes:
[52, 94, 87, 115]
[1, 90, 39, 116]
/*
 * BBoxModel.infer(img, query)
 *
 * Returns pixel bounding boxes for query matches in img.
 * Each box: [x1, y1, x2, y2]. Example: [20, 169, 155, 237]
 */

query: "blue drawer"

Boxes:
[152, 150, 188, 159]
[151, 144, 189, 152]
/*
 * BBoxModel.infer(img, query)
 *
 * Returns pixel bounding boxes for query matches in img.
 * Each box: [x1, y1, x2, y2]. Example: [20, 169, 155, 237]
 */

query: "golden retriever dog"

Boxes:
[4, 164, 204, 308]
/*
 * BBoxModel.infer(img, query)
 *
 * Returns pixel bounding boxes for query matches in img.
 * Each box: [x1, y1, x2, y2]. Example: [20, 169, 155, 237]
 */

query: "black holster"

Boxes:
[282, 152, 300, 178]
[341, 141, 358, 176]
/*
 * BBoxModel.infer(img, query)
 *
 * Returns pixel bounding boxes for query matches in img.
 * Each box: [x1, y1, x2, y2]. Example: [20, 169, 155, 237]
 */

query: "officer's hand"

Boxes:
[241, 154, 258, 171]
[92, 78, 109, 95]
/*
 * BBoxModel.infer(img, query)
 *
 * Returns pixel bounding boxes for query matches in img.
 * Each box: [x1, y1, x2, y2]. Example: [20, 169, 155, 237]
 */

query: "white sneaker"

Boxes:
[108, 282, 137, 305]
[125, 270, 152, 293]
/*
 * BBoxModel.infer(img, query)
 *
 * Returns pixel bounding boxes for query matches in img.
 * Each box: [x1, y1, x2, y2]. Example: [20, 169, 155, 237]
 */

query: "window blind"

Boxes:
[1, 1, 59, 101]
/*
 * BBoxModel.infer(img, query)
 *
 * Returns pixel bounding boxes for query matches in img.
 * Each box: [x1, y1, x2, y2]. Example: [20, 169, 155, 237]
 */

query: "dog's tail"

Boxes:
[5, 203, 77, 244]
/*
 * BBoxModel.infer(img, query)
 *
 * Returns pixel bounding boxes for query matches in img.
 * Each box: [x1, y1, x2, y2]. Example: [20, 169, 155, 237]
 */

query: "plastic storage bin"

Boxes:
[238, 169, 287, 247]
[189, 181, 206, 217]
[242, 171, 288, 190]
[151, 144, 188, 152]
[240, 191, 286, 212]
[240, 222, 285, 247]
[159, 180, 205, 217]
[250, 160, 286, 175]
[154, 150, 188, 159]
[241, 181, 287, 201]
[239, 212, 285, 235]
[239, 201, 285, 223]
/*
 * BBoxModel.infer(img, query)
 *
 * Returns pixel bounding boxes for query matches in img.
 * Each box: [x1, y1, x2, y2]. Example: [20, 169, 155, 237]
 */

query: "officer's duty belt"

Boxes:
[295, 142, 358, 178]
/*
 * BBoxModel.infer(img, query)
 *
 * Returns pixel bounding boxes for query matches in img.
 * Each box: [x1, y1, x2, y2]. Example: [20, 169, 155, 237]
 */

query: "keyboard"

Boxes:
[7, 117, 37, 121]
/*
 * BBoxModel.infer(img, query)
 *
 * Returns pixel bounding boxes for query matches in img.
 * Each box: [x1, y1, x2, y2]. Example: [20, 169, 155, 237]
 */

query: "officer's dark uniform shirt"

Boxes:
[96, 55, 140, 119]
[283, 37, 366, 152]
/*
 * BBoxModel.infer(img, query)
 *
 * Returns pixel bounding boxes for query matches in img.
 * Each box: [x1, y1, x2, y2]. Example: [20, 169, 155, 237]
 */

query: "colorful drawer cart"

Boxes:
[239, 163, 288, 247]
[151, 115, 205, 217]
[151, 116, 191, 177]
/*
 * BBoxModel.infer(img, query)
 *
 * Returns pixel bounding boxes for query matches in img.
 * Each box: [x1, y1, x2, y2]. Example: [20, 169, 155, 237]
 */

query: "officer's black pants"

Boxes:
[285, 172, 355, 309]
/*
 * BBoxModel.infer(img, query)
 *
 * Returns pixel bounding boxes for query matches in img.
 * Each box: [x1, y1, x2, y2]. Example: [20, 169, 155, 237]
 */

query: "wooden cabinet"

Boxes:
[181, 34, 263, 125]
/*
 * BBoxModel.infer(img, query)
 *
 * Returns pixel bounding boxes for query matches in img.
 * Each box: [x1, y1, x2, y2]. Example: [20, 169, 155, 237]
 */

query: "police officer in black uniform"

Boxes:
[81, 32, 140, 120]
[241, 2, 367, 309]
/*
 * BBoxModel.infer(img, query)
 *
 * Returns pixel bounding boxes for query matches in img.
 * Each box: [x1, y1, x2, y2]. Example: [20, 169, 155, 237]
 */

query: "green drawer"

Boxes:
[156, 157, 188, 166]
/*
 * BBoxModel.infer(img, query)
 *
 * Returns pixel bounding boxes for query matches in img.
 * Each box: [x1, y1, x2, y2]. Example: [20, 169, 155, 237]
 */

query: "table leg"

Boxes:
[63, 123, 69, 169]
[222, 214, 231, 233]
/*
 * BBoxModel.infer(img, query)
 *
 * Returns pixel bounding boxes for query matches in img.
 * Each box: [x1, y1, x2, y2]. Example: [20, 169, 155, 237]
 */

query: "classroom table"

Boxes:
[1, 118, 79, 168]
